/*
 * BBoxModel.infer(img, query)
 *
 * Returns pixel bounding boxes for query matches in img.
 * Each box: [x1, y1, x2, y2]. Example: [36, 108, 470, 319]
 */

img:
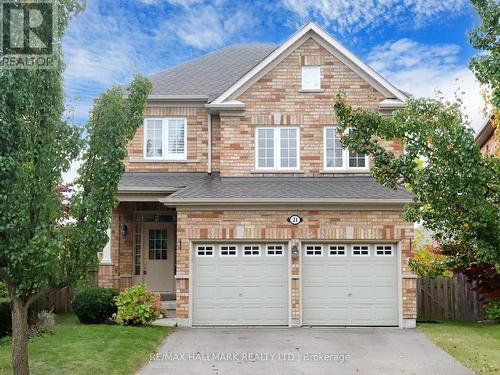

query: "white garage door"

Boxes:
[192, 243, 288, 325]
[302, 244, 399, 326]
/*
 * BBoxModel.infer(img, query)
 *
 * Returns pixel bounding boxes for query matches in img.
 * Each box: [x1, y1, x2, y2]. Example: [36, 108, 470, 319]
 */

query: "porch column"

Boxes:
[100, 228, 113, 265]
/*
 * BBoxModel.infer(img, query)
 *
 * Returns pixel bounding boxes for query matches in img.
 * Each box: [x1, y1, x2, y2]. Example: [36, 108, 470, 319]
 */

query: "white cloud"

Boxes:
[367, 39, 486, 131]
[158, 4, 253, 50]
[282, 0, 468, 34]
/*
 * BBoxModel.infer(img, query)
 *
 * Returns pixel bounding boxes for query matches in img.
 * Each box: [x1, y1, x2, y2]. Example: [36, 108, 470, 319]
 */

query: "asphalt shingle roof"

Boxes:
[135, 44, 278, 102]
[119, 172, 413, 203]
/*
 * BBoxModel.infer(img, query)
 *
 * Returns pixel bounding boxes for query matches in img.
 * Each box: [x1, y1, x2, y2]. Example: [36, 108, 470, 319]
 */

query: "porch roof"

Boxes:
[119, 172, 414, 205]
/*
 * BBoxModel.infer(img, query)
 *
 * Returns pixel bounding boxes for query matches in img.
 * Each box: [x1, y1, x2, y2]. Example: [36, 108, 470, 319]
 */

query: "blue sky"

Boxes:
[62, 0, 486, 130]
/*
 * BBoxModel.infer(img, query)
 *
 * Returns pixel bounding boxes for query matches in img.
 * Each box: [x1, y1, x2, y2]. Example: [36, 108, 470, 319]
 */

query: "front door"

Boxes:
[142, 223, 175, 293]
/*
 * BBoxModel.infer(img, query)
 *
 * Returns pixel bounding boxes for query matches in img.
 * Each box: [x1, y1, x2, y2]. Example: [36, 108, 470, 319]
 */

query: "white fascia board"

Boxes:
[379, 99, 406, 109]
[205, 100, 245, 111]
[211, 22, 409, 104]
[159, 197, 414, 206]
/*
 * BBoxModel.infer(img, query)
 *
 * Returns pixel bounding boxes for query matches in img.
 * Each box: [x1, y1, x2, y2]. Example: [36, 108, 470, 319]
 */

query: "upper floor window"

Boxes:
[144, 118, 187, 160]
[301, 66, 321, 90]
[256, 127, 300, 170]
[324, 126, 369, 171]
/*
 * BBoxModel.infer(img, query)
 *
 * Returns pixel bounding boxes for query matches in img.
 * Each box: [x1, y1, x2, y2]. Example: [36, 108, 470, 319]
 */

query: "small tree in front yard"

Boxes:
[0, 3, 152, 375]
[333, 96, 500, 298]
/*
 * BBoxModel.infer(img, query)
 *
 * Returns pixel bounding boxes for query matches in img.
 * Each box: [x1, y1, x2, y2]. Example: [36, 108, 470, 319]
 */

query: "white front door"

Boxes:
[192, 243, 288, 325]
[302, 243, 399, 326]
[142, 223, 175, 293]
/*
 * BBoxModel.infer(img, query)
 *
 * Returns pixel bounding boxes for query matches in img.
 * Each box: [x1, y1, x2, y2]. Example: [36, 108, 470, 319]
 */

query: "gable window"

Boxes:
[324, 126, 368, 171]
[256, 127, 299, 170]
[301, 65, 321, 90]
[144, 118, 187, 160]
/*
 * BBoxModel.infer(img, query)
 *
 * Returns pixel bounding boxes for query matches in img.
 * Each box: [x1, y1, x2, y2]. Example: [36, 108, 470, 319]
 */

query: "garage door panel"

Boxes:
[193, 243, 288, 326]
[303, 243, 398, 326]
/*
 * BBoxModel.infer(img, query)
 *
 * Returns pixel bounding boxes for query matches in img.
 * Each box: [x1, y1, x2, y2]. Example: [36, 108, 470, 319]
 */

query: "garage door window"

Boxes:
[243, 245, 261, 256]
[328, 245, 346, 256]
[196, 245, 214, 257]
[352, 245, 370, 256]
[266, 245, 284, 256]
[305, 245, 323, 256]
[375, 245, 393, 256]
[220, 245, 238, 256]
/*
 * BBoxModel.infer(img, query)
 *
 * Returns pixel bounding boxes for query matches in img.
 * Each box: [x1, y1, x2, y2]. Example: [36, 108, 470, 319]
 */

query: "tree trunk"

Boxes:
[11, 297, 29, 375]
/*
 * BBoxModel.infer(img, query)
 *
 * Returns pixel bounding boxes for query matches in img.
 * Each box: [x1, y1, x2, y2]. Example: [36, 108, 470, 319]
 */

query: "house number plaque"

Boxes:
[287, 215, 303, 225]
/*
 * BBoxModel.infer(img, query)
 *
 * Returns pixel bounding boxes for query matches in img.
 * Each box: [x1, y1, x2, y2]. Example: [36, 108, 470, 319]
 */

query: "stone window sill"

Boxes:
[319, 169, 370, 174]
[251, 170, 304, 174]
[129, 157, 200, 163]
[298, 89, 324, 93]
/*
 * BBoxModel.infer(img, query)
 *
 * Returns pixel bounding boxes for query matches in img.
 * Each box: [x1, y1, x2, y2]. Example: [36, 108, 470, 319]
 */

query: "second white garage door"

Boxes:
[302, 243, 399, 326]
[192, 243, 288, 325]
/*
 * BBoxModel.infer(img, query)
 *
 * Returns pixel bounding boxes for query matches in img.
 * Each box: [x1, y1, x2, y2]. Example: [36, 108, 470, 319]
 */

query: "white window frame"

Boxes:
[143, 117, 187, 161]
[266, 244, 285, 256]
[375, 244, 394, 256]
[328, 244, 347, 256]
[301, 65, 321, 90]
[196, 245, 215, 257]
[219, 244, 238, 257]
[304, 245, 324, 256]
[323, 126, 369, 171]
[255, 126, 300, 171]
[242, 245, 261, 257]
[352, 244, 370, 256]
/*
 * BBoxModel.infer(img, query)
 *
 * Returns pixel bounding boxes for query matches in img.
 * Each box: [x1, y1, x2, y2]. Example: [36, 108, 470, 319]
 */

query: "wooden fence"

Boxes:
[417, 273, 486, 321]
[36, 272, 98, 314]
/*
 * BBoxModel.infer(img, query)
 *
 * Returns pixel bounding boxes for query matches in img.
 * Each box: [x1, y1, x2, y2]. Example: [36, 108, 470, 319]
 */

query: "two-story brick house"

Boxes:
[98, 22, 417, 328]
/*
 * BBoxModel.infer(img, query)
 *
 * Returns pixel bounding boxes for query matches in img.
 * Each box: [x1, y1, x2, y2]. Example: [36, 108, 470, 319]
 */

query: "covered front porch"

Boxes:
[98, 201, 177, 302]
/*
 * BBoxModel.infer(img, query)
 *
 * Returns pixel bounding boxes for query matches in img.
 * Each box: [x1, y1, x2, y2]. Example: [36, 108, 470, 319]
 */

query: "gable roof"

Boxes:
[211, 22, 409, 104]
[126, 22, 408, 105]
[141, 44, 277, 102]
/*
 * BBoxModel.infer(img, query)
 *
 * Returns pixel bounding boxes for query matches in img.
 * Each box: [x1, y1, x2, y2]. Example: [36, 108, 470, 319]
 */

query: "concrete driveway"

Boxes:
[139, 327, 473, 375]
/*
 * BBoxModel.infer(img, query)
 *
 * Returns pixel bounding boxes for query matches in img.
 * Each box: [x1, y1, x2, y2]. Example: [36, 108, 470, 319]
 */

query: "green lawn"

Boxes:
[419, 321, 500, 375]
[0, 314, 172, 375]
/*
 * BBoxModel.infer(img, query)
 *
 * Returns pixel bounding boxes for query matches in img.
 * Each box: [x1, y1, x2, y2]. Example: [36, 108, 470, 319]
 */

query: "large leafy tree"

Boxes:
[469, 0, 500, 108]
[333, 97, 500, 269]
[0, 1, 152, 374]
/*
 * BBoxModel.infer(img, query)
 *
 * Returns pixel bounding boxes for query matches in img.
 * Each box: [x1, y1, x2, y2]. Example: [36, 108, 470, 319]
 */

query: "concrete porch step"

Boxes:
[160, 301, 176, 318]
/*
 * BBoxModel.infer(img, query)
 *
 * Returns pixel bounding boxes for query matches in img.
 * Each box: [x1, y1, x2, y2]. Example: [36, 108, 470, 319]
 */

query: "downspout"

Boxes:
[207, 113, 212, 174]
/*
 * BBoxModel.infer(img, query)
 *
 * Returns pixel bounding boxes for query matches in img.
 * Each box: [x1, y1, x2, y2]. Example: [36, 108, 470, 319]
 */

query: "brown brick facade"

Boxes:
[219, 37, 401, 177]
[99, 33, 418, 327]
[175, 208, 416, 326]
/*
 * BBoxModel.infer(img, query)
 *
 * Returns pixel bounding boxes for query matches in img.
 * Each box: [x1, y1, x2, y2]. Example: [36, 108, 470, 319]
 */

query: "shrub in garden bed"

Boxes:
[484, 299, 500, 322]
[72, 287, 118, 324]
[114, 284, 161, 325]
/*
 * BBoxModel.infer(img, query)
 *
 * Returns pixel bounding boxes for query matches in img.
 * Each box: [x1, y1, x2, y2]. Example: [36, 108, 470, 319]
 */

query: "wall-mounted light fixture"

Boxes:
[291, 245, 299, 258]
[120, 224, 128, 237]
